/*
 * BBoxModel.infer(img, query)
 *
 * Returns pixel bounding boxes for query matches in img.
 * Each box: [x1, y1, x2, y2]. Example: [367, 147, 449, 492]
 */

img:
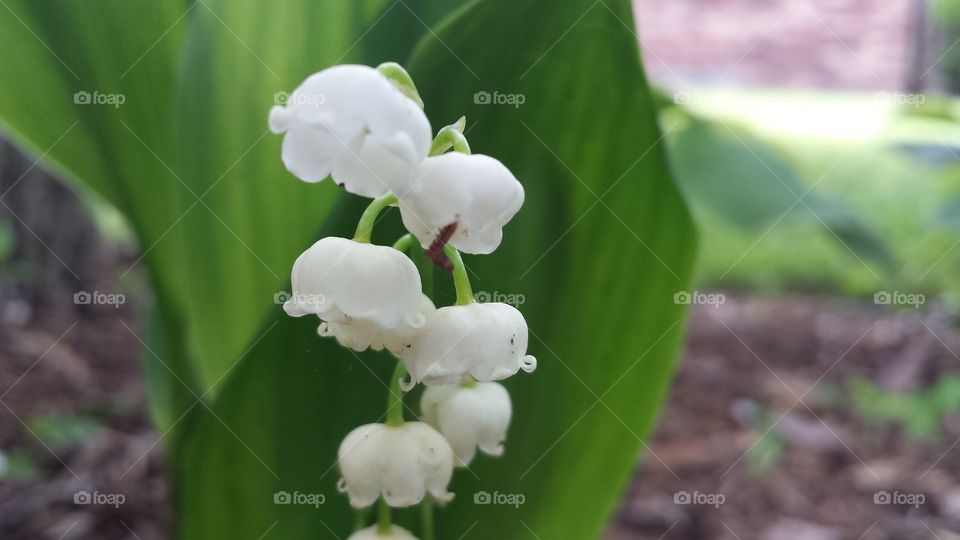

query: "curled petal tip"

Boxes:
[399, 375, 415, 392]
[521, 355, 537, 373]
[337, 478, 348, 493]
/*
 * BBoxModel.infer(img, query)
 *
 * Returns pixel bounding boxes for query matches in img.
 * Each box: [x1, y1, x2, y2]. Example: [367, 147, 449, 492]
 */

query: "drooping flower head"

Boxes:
[399, 302, 537, 385]
[284, 237, 424, 330]
[338, 422, 455, 508]
[421, 382, 512, 467]
[269, 65, 432, 197]
[398, 153, 524, 254]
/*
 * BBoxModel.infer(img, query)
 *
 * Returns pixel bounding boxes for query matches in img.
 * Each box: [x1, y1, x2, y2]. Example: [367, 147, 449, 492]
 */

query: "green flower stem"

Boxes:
[444, 244, 474, 305]
[377, 497, 392, 534]
[420, 495, 435, 540]
[353, 193, 398, 243]
[411, 236, 435, 302]
[429, 117, 471, 156]
[392, 233, 415, 253]
[385, 360, 408, 427]
[376, 62, 424, 109]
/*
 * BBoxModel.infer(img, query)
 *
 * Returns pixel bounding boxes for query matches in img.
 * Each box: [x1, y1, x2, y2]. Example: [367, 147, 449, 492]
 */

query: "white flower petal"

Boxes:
[270, 65, 432, 197]
[421, 382, 512, 467]
[284, 237, 422, 329]
[398, 153, 524, 254]
[347, 524, 419, 540]
[338, 422, 455, 508]
[399, 302, 537, 385]
[320, 294, 435, 354]
[279, 124, 335, 183]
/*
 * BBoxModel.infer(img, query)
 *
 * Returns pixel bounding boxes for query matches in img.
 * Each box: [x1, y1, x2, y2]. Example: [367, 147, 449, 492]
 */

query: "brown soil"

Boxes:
[606, 295, 960, 540]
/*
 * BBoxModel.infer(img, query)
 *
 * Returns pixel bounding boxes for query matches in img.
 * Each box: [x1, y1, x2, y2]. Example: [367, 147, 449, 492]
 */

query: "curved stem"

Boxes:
[353, 193, 398, 243]
[377, 497, 392, 534]
[429, 117, 471, 156]
[392, 233, 415, 253]
[385, 361, 408, 427]
[444, 244, 474, 305]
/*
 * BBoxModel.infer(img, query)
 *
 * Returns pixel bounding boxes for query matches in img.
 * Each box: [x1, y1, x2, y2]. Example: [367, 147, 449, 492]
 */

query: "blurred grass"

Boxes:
[668, 89, 960, 297]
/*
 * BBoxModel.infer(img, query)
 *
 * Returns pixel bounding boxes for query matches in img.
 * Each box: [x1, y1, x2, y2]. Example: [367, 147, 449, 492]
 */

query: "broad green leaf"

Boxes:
[171, 0, 468, 393]
[179, 1, 696, 539]
[0, 0, 206, 430]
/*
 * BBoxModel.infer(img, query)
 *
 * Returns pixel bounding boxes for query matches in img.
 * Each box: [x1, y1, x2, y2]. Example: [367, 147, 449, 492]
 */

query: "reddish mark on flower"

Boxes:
[426, 222, 457, 272]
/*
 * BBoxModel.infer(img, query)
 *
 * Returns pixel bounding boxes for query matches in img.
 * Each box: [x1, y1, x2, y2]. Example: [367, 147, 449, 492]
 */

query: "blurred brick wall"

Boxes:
[633, 0, 925, 91]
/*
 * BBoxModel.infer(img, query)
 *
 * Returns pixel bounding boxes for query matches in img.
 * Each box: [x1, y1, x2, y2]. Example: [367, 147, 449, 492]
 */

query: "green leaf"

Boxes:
[150, 0, 472, 399]
[178, 0, 696, 539]
[0, 0, 207, 431]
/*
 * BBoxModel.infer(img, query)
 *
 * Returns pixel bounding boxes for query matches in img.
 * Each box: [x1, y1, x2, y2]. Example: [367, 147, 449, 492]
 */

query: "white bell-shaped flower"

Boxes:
[319, 294, 435, 355]
[283, 237, 424, 330]
[399, 302, 537, 385]
[398, 153, 524, 254]
[338, 422, 454, 508]
[421, 382, 512, 467]
[348, 525, 419, 540]
[269, 65, 432, 198]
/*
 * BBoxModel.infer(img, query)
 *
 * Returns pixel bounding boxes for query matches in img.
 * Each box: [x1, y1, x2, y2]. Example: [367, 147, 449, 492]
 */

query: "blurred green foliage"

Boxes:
[852, 375, 960, 440]
[28, 414, 100, 451]
[667, 90, 960, 297]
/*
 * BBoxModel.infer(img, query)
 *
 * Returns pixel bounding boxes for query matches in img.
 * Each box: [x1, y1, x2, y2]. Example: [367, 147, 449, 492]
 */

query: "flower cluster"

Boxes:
[271, 62, 536, 539]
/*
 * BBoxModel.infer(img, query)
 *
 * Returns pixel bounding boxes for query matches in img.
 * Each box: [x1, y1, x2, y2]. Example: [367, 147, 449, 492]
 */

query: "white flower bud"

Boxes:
[284, 237, 424, 330]
[398, 153, 524, 254]
[338, 422, 454, 508]
[348, 525, 418, 540]
[399, 302, 537, 385]
[319, 294, 435, 355]
[269, 65, 432, 198]
[421, 382, 512, 467]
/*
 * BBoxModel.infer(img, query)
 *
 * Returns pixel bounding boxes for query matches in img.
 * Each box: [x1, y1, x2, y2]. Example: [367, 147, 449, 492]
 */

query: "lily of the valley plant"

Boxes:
[270, 62, 536, 539]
